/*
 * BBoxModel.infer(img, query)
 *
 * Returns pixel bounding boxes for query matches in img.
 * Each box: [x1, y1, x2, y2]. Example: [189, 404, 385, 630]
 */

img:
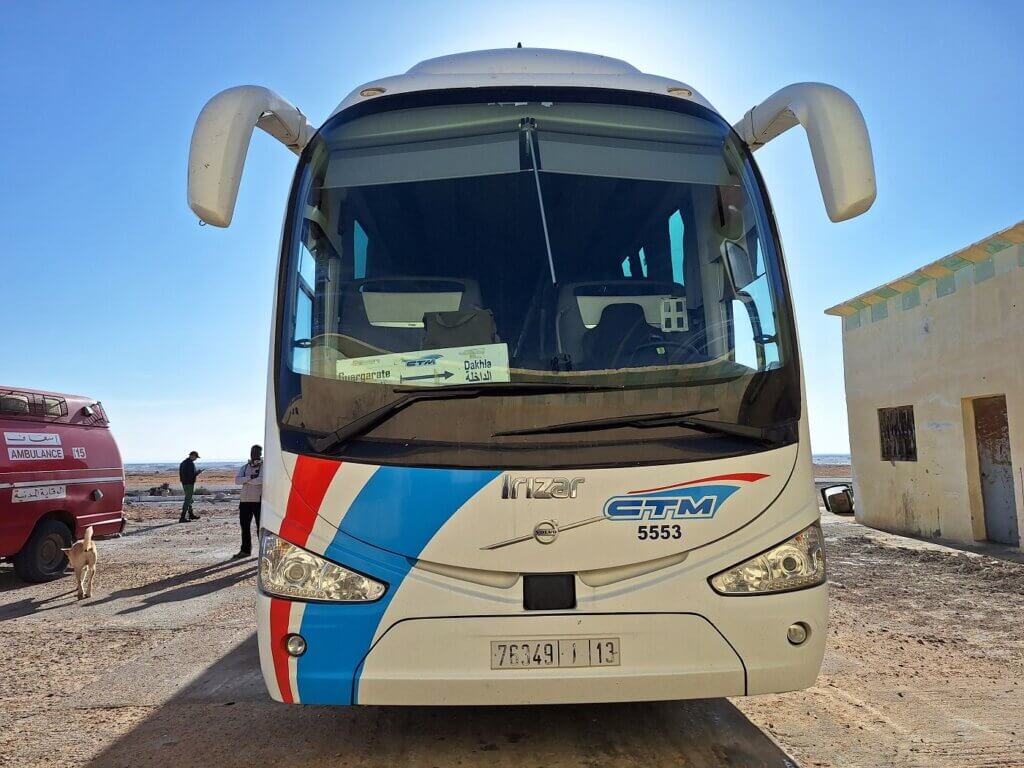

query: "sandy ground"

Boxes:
[736, 514, 1024, 767]
[2, 481, 1022, 767]
[811, 464, 852, 479]
[126, 468, 238, 493]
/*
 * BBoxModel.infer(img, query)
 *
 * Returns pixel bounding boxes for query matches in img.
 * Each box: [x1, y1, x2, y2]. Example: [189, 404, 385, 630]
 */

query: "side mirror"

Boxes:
[734, 83, 876, 222]
[821, 483, 855, 515]
[188, 86, 314, 227]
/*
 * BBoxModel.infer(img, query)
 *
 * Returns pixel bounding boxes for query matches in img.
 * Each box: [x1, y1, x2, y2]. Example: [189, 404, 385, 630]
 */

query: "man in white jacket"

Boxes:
[232, 445, 263, 559]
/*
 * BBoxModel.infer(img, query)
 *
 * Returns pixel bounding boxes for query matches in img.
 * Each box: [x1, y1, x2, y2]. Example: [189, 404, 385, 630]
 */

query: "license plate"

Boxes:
[490, 638, 620, 669]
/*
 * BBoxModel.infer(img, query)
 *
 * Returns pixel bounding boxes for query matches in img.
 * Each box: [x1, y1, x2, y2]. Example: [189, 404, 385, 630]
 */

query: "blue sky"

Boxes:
[2, 1, 1021, 461]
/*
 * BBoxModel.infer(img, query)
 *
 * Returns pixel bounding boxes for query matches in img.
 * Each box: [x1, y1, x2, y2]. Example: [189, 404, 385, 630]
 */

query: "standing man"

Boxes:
[233, 445, 263, 559]
[178, 450, 203, 523]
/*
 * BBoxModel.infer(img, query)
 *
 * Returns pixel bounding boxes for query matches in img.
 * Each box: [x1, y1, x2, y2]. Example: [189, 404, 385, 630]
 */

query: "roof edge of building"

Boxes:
[824, 219, 1024, 317]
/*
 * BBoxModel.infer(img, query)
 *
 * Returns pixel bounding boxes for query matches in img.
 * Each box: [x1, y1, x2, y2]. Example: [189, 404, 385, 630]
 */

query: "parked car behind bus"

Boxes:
[0, 386, 125, 582]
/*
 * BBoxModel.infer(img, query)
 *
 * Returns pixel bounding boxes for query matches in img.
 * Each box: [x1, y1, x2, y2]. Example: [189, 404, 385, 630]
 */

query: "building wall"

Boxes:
[839, 244, 1024, 548]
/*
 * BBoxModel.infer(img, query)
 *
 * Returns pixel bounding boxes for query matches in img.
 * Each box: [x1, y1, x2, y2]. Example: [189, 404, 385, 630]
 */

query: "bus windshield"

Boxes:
[276, 95, 799, 469]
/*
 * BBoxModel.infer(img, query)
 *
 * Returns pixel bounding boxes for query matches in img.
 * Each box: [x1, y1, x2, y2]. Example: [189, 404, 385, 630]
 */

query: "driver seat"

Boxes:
[580, 303, 654, 370]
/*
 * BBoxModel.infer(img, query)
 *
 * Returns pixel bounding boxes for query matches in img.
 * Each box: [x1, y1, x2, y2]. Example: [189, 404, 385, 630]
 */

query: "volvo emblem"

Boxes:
[533, 520, 559, 544]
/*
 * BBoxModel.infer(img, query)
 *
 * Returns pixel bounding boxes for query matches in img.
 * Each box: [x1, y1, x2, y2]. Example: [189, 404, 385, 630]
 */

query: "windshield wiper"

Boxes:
[493, 408, 792, 444]
[521, 117, 558, 284]
[311, 382, 625, 454]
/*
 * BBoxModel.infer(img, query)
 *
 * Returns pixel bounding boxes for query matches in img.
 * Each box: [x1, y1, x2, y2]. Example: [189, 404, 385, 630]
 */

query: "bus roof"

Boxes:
[331, 47, 714, 119]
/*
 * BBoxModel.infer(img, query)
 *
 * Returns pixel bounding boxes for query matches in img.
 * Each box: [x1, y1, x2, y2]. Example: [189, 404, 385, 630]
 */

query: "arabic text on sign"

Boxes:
[4, 432, 62, 446]
[12, 485, 67, 503]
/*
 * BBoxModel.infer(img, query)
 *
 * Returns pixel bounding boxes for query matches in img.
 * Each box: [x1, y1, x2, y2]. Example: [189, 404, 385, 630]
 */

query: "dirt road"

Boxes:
[737, 514, 1024, 767]
[2, 498, 1022, 767]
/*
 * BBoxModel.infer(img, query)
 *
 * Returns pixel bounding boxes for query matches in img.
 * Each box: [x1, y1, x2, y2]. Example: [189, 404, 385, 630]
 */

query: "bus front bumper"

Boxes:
[256, 586, 826, 706]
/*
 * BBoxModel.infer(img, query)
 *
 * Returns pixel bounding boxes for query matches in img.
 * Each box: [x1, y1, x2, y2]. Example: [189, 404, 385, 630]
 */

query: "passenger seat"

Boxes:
[580, 303, 655, 370]
[337, 277, 483, 352]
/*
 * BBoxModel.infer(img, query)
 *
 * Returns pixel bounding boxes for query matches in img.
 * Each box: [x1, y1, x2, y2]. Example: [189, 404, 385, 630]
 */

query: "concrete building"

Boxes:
[826, 220, 1024, 550]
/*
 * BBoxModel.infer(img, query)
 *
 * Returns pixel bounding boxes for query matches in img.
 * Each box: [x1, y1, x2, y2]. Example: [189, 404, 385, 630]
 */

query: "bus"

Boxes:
[187, 48, 875, 705]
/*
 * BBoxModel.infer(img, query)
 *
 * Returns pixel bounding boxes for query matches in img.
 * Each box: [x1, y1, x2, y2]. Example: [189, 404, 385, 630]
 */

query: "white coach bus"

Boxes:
[188, 48, 874, 705]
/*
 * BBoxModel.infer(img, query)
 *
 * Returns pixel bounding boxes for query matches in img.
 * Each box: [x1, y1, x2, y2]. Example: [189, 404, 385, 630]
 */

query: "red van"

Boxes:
[1, 386, 125, 582]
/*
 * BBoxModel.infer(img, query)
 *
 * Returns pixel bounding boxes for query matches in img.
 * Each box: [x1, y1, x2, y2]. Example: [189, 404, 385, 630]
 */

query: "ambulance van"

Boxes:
[1, 386, 125, 582]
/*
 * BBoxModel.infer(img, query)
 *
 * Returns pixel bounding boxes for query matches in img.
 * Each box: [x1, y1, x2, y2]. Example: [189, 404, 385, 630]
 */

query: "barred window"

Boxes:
[879, 405, 916, 461]
[0, 390, 68, 418]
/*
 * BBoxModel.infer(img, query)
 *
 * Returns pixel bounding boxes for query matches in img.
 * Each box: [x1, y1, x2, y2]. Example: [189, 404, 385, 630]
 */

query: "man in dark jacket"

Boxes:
[178, 450, 203, 522]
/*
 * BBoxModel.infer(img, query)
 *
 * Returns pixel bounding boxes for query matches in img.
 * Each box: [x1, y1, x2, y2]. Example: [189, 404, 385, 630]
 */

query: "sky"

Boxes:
[1, 0, 1022, 462]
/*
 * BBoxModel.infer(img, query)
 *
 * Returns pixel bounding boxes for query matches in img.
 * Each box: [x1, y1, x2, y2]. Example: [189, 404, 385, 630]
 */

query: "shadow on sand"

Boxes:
[85, 558, 255, 615]
[86, 634, 798, 768]
[0, 586, 79, 621]
[0, 559, 255, 621]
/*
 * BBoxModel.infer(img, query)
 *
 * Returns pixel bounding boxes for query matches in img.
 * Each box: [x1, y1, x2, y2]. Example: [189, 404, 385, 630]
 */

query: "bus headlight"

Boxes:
[709, 523, 826, 595]
[259, 530, 386, 602]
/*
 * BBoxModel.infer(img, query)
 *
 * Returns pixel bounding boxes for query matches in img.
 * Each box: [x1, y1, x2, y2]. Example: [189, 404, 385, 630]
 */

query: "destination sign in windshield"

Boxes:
[335, 343, 511, 387]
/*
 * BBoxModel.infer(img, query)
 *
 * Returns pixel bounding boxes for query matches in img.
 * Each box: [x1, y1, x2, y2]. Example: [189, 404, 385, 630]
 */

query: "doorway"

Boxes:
[972, 395, 1020, 546]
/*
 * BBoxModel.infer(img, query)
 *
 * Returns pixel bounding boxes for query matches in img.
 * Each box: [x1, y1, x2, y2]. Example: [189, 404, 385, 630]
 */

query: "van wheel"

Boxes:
[13, 520, 72, 583]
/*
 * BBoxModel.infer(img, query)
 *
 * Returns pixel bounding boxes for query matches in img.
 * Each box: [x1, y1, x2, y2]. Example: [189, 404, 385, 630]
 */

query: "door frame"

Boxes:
[962, 393, 1021, 545]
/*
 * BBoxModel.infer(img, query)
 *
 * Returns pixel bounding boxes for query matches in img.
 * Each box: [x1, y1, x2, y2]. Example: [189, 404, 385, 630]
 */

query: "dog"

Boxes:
[62, 526, 97, 599]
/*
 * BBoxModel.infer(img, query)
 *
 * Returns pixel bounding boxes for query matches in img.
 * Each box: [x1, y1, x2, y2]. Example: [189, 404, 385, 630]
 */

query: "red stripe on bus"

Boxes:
[279, 456, 342, 548]
[269, 598, 294, 703]
[628, 473, 769, 494]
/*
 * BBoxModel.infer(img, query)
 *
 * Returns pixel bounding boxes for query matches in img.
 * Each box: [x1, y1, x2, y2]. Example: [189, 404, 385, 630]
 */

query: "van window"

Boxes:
[0, 391, 67, 418]
[43, 397, 64, 417]
[0, 393, 30, 415]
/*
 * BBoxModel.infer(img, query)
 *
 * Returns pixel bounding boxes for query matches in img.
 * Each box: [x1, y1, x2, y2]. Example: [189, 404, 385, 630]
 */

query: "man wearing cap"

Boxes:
[178, 450, 203, 523]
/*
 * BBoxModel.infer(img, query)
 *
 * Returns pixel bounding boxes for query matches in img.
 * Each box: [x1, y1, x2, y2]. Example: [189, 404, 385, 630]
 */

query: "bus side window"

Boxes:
[353, 220, 368, 279]
[669, 210, 684, 285]
[631, 209, 686, 286]
[743, 243, 780, 367]
[292, 243, 316, 374]
[620, 249, 646, 278]
[727, 237, 780, 369]
[731, 298, 757, 368]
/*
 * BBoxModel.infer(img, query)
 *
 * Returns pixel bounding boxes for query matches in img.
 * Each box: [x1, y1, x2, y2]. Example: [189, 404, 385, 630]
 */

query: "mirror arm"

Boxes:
[732, 83, 876, 222]
[188, 86, 314, 227]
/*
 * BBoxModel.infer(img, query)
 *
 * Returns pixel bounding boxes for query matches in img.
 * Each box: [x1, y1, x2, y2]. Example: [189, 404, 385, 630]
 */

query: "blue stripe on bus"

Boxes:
[295, 466, 499, 704]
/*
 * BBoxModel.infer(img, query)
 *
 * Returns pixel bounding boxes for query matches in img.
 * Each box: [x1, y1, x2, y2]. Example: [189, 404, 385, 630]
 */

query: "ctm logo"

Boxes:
[603, 473, 768, 521]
